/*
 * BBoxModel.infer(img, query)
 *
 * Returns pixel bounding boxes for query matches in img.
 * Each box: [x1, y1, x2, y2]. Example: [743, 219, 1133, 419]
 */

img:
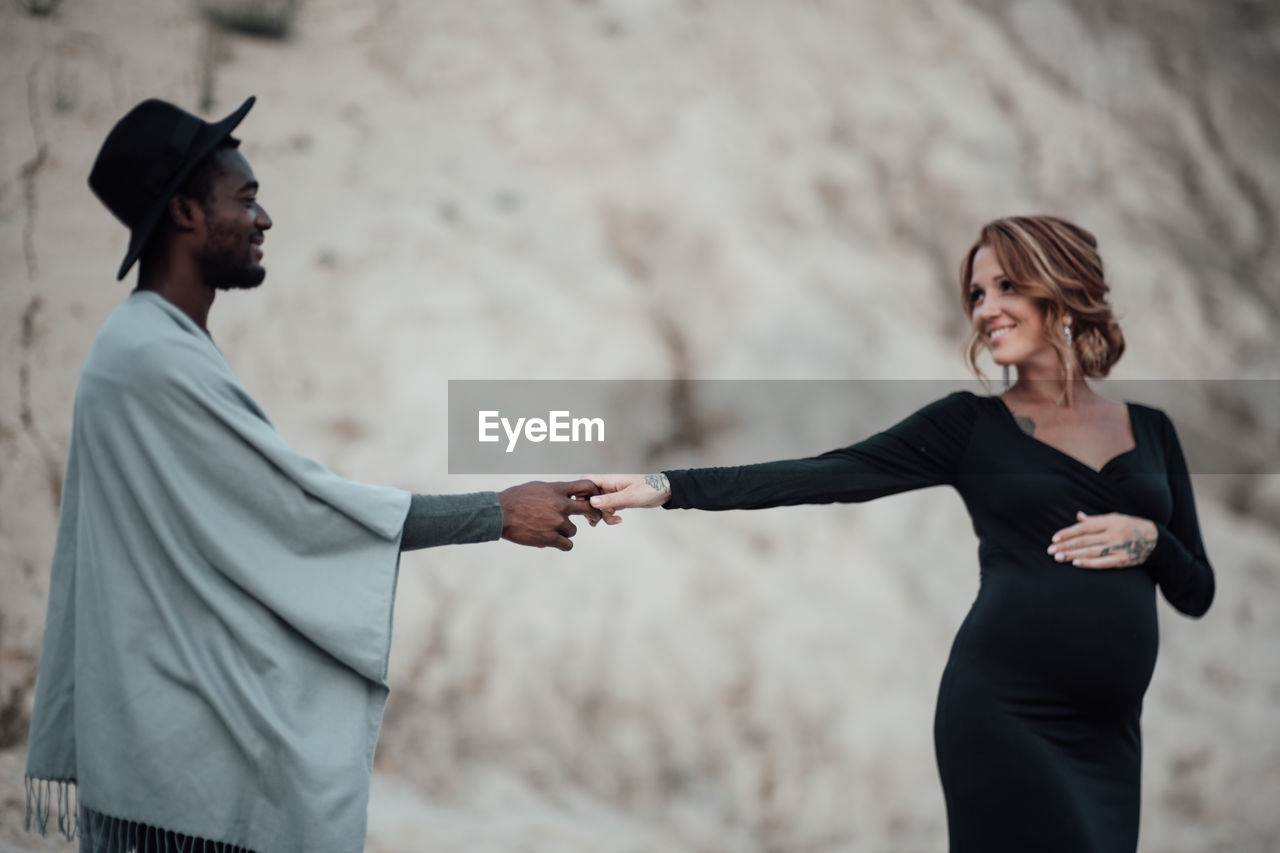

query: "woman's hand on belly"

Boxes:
[1047, 510, 1157, 569]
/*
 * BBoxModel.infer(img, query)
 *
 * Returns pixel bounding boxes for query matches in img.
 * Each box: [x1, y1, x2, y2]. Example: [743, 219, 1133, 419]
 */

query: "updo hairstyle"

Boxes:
[958, 215, 1125, 379]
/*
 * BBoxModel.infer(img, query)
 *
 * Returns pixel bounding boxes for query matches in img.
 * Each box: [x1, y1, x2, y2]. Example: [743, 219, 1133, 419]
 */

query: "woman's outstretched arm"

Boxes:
[589, 391, 979, 522]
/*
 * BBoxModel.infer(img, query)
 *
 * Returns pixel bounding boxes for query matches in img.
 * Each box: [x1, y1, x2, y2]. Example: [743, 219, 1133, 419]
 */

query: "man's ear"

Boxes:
[167, 194, 202, 234]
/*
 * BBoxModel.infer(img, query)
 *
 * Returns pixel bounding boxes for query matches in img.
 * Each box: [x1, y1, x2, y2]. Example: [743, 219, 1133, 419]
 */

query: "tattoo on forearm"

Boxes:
[1015, 415, 1036, 436]
[645, 472, 670, 494]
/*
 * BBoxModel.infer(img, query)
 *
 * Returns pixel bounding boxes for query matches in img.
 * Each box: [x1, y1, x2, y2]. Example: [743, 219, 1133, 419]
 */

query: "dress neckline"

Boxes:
[990, 395, 1139, 475]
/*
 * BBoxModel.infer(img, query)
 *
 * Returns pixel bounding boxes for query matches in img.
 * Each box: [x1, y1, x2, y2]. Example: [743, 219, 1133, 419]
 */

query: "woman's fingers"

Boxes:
[1048, 532, 1111, 560]
[1057, 542, 1122, 563]
[1071, 553, 1131, 570]
[1051, 515, 1110, 544]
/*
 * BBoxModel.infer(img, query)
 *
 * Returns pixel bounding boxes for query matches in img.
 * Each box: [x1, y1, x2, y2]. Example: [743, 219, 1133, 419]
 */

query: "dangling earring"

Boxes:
[1002, 364, 1010, 389]
[1064, 317, 1073, 348]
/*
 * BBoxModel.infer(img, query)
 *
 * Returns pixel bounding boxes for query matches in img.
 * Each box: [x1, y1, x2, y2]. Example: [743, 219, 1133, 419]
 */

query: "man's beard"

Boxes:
[209, 263, 266, 291]
[199, 235, 266, 290]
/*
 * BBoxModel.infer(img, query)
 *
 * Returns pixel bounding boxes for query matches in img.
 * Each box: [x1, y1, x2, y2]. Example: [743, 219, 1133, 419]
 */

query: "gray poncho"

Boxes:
[25, 290, 412, 852]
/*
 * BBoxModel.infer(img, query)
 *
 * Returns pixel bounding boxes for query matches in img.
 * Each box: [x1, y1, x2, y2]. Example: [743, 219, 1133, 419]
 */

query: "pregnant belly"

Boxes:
[955, 551, 1159, 718]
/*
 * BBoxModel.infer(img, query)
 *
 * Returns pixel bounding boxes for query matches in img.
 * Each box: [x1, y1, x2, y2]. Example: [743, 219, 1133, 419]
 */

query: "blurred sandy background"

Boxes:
[2, 0, 1278, 850]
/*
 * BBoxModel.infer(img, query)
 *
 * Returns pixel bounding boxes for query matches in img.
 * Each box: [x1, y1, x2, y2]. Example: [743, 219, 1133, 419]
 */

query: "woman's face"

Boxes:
[967, 244, 1051, 367]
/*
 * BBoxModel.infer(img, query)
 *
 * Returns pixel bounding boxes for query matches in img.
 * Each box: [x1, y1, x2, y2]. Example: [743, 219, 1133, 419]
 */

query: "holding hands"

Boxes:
[494, 472, 670, 551]
[1048, 511, 1157, 569]
[498, 479, 602, 550]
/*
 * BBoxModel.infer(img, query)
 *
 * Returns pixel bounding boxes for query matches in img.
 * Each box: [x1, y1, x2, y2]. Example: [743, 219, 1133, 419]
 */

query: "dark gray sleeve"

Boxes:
[1145, 412, 1214, 617]
[401, 491, 503, 551]
[664, 392, 977, 510]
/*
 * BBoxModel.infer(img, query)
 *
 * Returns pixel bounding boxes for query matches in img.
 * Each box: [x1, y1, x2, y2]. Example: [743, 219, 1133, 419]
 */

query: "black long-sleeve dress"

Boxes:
[662, 391, 1214, 853]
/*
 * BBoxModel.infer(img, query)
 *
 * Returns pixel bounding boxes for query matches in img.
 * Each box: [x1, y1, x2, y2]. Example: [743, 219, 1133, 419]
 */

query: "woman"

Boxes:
[587, 215, 1214, 853]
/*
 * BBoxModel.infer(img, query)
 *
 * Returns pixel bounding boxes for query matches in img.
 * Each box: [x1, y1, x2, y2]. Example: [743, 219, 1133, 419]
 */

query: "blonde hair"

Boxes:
[959, 215, 1125, 379]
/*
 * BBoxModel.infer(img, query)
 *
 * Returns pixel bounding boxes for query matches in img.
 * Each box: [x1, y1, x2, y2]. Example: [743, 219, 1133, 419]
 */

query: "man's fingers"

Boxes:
[563, 496, 602, 519]
[559, 519, 578, 539]
[564, 496, 603, 524]
[559, 479, 602, 497]
[553, 535, 574, 551]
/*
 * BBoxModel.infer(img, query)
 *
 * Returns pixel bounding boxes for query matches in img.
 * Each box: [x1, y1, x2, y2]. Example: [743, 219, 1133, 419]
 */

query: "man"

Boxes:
[23, 96, 599, 853]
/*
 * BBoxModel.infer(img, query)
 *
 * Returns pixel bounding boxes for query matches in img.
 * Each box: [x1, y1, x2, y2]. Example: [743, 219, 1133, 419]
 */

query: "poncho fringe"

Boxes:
[26, 775, 259, 853]
[24, 774, 77, 840]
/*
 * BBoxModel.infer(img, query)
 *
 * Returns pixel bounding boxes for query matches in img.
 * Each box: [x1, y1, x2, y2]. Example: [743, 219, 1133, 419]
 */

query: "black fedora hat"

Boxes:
[89, 95, 256, 280]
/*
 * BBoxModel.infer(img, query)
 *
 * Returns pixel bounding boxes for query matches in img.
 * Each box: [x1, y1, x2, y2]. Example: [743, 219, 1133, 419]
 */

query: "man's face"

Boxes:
[196, 148, 272, 290]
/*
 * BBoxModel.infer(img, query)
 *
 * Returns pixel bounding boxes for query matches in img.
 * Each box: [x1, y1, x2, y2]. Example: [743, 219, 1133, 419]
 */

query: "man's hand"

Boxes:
[583, 473, 671, 525]
[498, 480, 603, 551]
[1048, 510, 1157, 568]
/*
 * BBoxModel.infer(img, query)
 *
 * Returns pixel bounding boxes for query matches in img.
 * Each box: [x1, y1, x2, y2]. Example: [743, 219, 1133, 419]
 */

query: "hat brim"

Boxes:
[115, 95, 256, 281]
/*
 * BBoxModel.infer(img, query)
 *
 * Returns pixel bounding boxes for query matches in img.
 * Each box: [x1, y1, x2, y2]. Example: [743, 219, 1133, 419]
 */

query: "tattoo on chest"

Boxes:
[1015, 415, 1036, 436]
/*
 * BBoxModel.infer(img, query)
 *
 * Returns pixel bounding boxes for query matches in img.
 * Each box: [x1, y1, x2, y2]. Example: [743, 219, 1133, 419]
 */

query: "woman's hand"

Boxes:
[1048, 511, 1157, 568]
[584, 473, 672, 525]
